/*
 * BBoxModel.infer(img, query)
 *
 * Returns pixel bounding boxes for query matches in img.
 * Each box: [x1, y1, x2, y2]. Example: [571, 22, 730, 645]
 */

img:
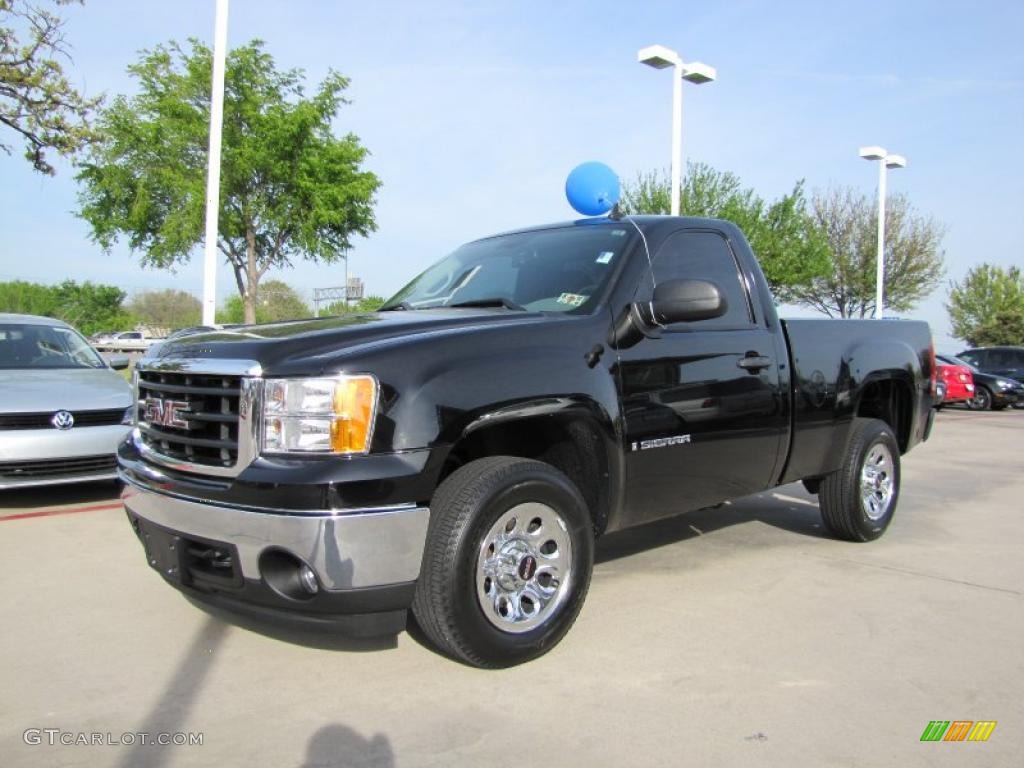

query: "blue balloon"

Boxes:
[565, 162, 620, 216]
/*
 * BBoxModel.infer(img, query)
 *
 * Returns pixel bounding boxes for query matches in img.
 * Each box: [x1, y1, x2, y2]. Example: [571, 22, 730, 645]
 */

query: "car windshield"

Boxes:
[0, 323, 107, 370]
[381, 225, 634, 313]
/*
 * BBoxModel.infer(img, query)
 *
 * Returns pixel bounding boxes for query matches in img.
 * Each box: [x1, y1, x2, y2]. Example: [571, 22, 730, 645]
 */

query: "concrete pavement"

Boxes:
[1, 408, 1021, 767]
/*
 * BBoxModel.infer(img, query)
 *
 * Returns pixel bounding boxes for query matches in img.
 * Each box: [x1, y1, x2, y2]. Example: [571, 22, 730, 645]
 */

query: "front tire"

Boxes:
[967, 386, 992, 410]
[412, 456, 594, 667]
[819, 418, 901, 542]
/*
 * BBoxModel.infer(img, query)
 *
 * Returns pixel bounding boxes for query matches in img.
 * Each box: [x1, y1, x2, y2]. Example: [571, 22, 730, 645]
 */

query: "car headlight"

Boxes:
[996, 379, 1015, 390]
[262, 375, 378, 454]
[121, 406, 136, 426]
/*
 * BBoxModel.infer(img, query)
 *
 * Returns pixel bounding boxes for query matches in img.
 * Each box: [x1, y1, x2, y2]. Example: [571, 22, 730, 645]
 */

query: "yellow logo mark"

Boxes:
[967, 721, 997, 742]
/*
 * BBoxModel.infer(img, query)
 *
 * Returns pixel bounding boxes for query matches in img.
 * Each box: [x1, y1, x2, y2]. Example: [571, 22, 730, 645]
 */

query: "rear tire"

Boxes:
[412, 456, 594, 667]
[819, 418, 900, 542]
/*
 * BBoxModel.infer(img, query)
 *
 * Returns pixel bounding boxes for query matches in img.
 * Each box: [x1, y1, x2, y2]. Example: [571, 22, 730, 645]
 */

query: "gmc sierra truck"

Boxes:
[119, 215, 936, 667]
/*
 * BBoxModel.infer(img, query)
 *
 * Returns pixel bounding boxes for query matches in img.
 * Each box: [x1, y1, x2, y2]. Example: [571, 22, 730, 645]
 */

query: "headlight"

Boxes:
[996, 379, 1015, 390]
[262, 375, 378, 454]
[121, 406, 136, 426]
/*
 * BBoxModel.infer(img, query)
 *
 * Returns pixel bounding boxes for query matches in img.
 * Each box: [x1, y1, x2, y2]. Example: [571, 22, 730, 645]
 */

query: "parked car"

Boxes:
[935, 358, 975, 407]
[0, 314, 133, 489]
[937, 354, 1023, 411]
[118, 215, 935, 667]
[957, 346, 1024, 384]
[94, 331, 158, 353]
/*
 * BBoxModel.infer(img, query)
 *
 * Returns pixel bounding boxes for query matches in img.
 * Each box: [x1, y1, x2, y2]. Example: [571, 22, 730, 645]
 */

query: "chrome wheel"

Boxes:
[476, 502, 573, 634]
[969, 387, 991, 410]
[860, 443, 895, 521]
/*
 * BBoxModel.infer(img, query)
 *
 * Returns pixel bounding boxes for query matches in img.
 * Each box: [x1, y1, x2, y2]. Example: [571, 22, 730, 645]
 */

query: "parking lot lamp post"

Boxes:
[858, 146, 907, 319]
[637, 45, 716, 216]
[201, 0, 229, 325]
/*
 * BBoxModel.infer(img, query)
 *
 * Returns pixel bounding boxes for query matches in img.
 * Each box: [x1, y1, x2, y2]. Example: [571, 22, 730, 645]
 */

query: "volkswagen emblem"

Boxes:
[51, 410, 75, 430]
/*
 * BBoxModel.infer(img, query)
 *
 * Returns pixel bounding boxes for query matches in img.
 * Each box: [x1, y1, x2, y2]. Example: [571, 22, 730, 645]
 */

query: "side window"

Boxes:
[638, 230, 753, 327]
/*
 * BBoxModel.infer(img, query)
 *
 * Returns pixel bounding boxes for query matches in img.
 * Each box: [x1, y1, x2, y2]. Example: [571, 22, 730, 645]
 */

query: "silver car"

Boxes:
[0, 314, 133, 489]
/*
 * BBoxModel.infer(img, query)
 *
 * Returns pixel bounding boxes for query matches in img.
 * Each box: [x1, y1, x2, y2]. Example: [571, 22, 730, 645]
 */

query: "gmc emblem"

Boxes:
[144, 398, 192, 430]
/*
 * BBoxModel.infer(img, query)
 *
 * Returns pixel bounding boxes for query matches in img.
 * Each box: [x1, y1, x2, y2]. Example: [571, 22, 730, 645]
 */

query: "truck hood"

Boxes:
[0, 368, 132, 413]
[145, 310, 558, 375]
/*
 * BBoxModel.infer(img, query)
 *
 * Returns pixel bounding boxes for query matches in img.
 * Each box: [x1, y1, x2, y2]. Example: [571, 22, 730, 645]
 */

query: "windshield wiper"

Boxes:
[447, 297, 526, 311]
[379, 301, 415, 311]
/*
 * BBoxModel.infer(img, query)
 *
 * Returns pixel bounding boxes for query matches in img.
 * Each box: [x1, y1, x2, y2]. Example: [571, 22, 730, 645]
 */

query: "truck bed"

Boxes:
[778, 318, 934, 485]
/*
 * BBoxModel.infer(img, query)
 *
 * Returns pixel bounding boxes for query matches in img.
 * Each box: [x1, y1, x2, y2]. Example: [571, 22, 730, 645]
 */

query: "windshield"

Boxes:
[381, 225, 633, 313]
[0, 323, 107, 370]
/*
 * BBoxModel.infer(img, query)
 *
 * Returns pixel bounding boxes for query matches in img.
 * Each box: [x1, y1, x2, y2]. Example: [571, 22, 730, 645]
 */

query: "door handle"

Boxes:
[737, 355, 772, 371]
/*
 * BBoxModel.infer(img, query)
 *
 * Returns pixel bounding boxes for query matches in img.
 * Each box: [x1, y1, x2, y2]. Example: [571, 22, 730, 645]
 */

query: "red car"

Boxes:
[937, 359, 975, 406]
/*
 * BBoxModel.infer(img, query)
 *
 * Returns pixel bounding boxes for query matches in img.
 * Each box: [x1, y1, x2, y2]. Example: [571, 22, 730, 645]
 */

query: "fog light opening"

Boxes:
[258, 548, 320, 602]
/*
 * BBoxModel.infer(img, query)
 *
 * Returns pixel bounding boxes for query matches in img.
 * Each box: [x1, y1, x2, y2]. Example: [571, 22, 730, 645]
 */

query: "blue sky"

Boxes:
[2, 0, 1022, 351]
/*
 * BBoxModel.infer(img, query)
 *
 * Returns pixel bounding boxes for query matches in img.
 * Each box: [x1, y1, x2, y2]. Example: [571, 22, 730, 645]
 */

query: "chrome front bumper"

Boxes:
[119, 475, 430, 591]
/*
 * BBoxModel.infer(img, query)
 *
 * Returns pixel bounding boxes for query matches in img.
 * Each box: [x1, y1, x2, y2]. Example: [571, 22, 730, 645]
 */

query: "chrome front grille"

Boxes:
[133, 358, 262, 478]
[137, 370, 241, 467]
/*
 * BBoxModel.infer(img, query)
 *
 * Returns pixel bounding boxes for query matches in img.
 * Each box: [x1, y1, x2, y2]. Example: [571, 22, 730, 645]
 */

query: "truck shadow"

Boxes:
[183, 596, 399, 653]
[595, 485, 828, 565]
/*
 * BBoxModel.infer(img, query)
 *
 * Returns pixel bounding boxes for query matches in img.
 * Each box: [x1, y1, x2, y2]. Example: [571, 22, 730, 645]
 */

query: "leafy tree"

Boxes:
[76, 39, 380, 324]
[127, 288, 201, 329]
[322, 294, 386, 315]
[52, 280, 133, 334]
[946, 264, 1024, 345]
[970, 311, 1024, 347]
[621, 164, 830, 302]
[790, 187, 945, 318]
[1, 0, 101, 174]
[0, 279, 133, 334]
[219, 279, 310, 324]
[0, 279, 58, 315]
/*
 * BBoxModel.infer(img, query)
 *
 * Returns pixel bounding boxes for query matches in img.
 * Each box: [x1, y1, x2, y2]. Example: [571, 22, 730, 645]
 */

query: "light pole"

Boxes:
[859, 146, 906, 319]
[638, 44, 716, 216]
[201, 0, 229, 325]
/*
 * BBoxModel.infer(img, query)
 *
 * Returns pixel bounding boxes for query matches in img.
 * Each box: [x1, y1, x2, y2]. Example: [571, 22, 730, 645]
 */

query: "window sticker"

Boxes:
[557, 293, 588, 307]
[610, 229, 626, 237]
[595, 251, 614, 264]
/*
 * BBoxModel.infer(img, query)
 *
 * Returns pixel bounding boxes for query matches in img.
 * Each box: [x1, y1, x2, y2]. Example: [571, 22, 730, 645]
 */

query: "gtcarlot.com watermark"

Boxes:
[24, 729, 203, 747]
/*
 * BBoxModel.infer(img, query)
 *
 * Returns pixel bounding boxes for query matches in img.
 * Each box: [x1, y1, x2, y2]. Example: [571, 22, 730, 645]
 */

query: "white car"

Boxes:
[0, 314, 134, 489]
[95, 331, 156, 353]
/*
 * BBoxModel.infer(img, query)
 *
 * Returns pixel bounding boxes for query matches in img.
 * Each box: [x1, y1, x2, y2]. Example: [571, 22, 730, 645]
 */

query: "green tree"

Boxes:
[1, 0, 101, 174]
[219, 279, 310, 324]
[790, 187, 945, 318]
[621, 163, 830, 302]
[52, 280, 133, 334]
[946, 264, 1024, 345]
[127, 288, 201, 329]
[76, 39, 380, 324]
[0, 279, 132, 334]
[322, 294, 386, 315]
[0, 279, 59, 315]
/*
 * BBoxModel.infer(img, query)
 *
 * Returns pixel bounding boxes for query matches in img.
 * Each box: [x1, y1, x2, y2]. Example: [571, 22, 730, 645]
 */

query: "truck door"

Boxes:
[615, 228, 786, 524]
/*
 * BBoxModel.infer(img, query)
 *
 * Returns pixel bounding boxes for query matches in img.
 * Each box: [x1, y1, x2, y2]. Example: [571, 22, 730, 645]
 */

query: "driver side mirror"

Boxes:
[108, 355, 130, 370]
[608, 279, 727, 349]
[649, 279, 727, 325]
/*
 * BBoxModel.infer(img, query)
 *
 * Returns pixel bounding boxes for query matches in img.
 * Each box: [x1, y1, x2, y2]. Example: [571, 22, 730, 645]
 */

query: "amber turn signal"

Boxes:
[330, 375, 377, 454]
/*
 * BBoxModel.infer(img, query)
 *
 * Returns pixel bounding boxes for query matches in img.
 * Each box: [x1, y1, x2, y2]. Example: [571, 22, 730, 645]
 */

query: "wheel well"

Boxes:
[856, 378, 912, 453]
[440, 415, 610, 536]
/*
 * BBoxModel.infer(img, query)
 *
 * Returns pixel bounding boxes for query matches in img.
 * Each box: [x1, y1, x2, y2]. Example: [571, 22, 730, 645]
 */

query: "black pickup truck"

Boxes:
[119, 215, 936, 667]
